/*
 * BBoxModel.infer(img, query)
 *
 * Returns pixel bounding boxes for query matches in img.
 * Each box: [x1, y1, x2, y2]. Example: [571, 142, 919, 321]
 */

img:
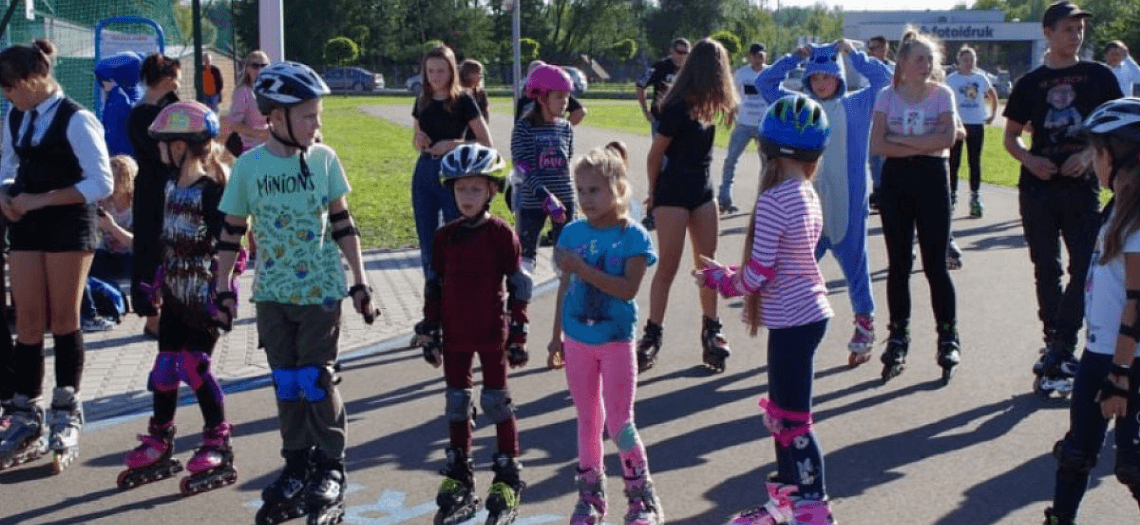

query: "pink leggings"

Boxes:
[563, 337, 648, 476]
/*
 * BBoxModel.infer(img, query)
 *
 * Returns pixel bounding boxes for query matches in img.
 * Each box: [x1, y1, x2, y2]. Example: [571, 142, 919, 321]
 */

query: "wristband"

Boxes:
[1112, 363, 1132, 378]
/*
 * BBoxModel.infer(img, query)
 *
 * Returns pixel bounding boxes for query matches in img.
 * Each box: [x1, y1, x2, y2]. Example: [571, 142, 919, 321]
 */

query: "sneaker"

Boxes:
[81, 316, 115, 333]
[719, 201, 739, 215]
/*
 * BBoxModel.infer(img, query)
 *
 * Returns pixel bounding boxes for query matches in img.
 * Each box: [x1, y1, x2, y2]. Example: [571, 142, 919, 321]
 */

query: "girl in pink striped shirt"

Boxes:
[697, 94, 837, 525]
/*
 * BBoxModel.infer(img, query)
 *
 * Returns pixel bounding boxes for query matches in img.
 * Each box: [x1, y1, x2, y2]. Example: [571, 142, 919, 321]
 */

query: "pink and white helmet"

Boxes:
[525, 64, 573, 99]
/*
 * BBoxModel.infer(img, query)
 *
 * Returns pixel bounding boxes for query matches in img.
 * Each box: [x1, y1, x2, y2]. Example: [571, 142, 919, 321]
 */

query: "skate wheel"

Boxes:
[180, 477, 194, 496]
[941, 367, 954, 385]
[848, 352, 872, 368]
[116, 470, 135, 489]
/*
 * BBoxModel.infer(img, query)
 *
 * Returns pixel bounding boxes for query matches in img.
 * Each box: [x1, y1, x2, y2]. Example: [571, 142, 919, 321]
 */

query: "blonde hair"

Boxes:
[108, 155, 137, 206]
[893, 26, 945, 88]
[239, 50, 270, 88]
[417, 44, 463, 112]
[740, 155, 821, 336]
[658, 38, 738, 126]
[573, 141, 633, 223]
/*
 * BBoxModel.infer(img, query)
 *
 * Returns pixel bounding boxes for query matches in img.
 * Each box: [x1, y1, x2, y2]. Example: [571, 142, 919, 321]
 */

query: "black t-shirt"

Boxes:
[411, 92, 482, 145]
[657, 99, 714, 178]
[637, 58, 679, 118]
[513, 94, 584, 121]
[1003, 61, 1123, 187]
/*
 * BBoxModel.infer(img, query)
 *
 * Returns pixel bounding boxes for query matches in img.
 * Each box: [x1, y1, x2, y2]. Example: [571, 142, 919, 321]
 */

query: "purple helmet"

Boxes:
[525, 64, 573, 99]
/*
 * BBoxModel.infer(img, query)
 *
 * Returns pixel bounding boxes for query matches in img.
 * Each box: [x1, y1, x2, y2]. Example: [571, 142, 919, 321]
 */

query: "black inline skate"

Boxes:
[936, 322, 961, 385]
[0, 395, 47, 471]
[635, 321, 663, 373]
[435, 446, 480, 525]
[880, 322, 910, 384]
[256, 448, 312, 525]
[118, 418, 183, 489]
[306, 454, 346, 525]
[486, 453, 525, 525]
[180, 421, 238, 496]
[1033, 333, 1078, 399]
[701, 316, 731, 373]
[1042, 507, 1075, 525]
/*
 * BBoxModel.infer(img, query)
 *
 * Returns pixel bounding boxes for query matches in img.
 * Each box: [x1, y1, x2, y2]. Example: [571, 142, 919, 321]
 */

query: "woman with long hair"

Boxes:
[637, 38, 739, 373]
[226, 50, 271, 154]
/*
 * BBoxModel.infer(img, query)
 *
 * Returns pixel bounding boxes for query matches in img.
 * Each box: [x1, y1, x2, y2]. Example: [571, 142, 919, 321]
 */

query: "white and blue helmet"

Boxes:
[254, 61, 330, 114]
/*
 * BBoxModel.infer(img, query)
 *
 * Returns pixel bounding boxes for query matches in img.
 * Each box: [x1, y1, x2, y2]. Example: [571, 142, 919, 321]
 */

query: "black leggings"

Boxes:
[879, 156, 957, 327]
[949, 124, 984, 196]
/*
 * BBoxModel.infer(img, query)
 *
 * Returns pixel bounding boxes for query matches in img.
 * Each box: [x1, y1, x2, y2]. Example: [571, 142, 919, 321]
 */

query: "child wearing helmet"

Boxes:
[213, 60, 374, 523]
[757, 37, 892, 367]
[415, 143, 531, 525]
[1043, 97, 1140, 525]
[696, 93, 838, 525]
[118, 101, 242, 494]
[511, 63, 576, 273]
[547, 141, 664, 525]
[513, 60, 588, 125]
[869, 27, 962, 384]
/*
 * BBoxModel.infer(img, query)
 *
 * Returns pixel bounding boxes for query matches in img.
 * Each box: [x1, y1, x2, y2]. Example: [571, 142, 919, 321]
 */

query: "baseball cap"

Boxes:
[1042, 1, 1090, 28]
[749, 43, 767, 54]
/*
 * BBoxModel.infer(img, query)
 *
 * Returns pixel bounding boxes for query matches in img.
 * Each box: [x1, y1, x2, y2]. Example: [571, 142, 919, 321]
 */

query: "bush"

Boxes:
[325, 37, 359, 67]
[520, 37, 540, 63]
[610, 38, 638, 62]
[710, 30, 742, 58]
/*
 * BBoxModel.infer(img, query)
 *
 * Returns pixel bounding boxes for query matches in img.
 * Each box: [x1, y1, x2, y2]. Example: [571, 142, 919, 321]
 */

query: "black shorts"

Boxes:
[7, 204, 97, 252]
[652, 169, 714, 211]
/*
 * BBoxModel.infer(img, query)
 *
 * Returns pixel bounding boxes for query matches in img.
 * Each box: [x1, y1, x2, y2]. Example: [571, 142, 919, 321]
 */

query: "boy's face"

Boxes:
[273, 98, 323, 148]
[809, 74, 839, 99]
[453, 177, 494, 218]
[1044, 17, 1085, 58]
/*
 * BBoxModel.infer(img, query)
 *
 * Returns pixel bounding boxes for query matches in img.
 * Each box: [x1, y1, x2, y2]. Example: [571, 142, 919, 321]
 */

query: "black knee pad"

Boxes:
[1053, 435, 1097, 483]
[1115, 449, 1140, 497]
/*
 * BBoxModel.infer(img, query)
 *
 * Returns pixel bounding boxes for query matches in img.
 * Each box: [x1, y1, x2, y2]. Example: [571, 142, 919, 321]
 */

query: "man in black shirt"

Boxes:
[637, 38, 689, 134]
[1002, 0, 1123, 385]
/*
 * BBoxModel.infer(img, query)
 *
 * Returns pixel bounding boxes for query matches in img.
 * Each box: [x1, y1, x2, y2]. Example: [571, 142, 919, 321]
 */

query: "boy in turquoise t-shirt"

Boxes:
[212, 61, 374, 525]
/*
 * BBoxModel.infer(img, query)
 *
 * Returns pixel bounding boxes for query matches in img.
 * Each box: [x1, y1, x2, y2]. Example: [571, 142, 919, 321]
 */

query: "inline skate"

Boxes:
[701, 316, 731, 373]
[118, 418, 182, 489]
[435, 446, 480, 525]
[847, 314, 875, 368]
[880, 323, 910, 384]
[1033, 334, 1078, 399]
[1042, 507, 1075, 525]
[256, 448, 312, 525]
[969, 192, 984, 218]
[726, 478, 797, 525]
[570, 468, 606, 525]
[180, 421, 237, 496]
[623, 465, 664, 525]
[937, 322, 961, 385]
[485, 453, 524, 525]
[635, 321, 663, 373]
[306, 454, 346, 525]
[0, 395, 47, 470]
[947, 238, 963, 270]
[791, 498, 837, 525]
[0, 398, 12, 434]
[47, 386, 83, 473]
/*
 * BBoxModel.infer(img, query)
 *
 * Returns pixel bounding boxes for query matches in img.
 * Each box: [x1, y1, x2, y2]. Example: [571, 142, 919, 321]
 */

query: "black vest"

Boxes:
[9, 96, 83, 195]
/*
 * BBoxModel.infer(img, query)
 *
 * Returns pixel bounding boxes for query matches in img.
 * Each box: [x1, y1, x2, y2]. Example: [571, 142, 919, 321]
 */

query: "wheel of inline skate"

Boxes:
[116, 470, 136, 489]
[180, 477, 194, 496]
[848, 352, 872, 368]
[941, 367, 954, 385]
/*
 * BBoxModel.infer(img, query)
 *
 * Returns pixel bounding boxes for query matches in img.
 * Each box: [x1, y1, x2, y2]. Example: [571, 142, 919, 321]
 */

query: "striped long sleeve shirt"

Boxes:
[740, 179, 833, 329]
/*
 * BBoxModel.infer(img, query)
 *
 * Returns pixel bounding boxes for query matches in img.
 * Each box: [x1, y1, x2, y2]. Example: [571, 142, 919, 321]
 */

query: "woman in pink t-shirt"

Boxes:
[870, 27, 962, 385]
[226, 50, 270, 153]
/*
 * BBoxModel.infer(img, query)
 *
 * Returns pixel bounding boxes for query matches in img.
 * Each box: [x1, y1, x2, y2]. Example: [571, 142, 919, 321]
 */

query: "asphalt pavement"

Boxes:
[0, 104, 1135, 525]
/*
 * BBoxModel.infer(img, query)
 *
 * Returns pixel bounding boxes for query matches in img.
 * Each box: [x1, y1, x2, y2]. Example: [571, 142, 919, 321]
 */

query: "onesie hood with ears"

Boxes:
[802, 42, 846, 99]
[95, 52, 144, 93]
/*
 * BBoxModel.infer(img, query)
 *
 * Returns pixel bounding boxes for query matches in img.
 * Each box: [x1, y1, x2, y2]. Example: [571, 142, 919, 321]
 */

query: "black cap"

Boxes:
[749, 42, 767, 54]
[1042, 1, 1090, 28]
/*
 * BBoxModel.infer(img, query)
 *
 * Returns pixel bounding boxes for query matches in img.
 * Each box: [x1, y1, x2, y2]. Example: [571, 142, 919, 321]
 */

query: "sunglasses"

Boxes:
[673, 48, 689, 55]
[249, 62, 269, 69]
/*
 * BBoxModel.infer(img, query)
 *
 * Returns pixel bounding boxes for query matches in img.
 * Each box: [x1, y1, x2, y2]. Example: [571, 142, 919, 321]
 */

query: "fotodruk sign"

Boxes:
[920, 25, 996, 39]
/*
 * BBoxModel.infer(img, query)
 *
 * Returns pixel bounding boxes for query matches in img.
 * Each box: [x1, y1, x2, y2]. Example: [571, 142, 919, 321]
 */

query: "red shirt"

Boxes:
[427, 216, 522, 353]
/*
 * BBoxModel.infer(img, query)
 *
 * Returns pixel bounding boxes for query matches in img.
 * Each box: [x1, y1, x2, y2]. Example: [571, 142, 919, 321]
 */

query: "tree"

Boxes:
[325, 37, 359, 67]
[711, 29, 742, 59]
[520, 37, 541, 64]
[173, 2, 218, 50]
[610, 38, 638, 62]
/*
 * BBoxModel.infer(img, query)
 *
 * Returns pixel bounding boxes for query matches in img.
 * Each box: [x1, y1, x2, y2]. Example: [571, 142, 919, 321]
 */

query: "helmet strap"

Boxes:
[269, 106, 314, 182]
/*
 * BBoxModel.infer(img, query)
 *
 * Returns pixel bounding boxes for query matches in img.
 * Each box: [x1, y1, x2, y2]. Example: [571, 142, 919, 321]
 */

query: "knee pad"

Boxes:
[149, 352, 180, 393]
[271, 367, 302, 402]
[480, 388, 515, 424]
[1053, 435, 1097, 483]
[758, 397, 814, 449]
[175, 350, 213, 391]
[1114, 449, 1140, 494]
[446, 387, 474, 423]
[295, 365, 332, 403]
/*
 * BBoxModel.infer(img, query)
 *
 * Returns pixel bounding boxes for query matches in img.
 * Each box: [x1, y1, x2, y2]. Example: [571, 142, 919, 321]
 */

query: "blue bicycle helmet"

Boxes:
[440, 144, 507, 190]
[254, 61, 331, 114]
[760, 94, 830, 161]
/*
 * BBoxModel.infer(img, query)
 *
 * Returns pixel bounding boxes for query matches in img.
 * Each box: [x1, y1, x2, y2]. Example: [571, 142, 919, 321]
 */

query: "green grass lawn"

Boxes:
[323, 94, 1094, 249]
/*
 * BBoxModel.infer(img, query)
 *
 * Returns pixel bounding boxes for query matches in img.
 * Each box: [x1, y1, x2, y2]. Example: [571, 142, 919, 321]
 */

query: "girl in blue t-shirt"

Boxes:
[548, 142, 663, 525]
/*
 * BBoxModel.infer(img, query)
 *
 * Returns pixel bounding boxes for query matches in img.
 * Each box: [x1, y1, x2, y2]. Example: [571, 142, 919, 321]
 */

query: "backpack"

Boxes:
[89, 276, 127, 323]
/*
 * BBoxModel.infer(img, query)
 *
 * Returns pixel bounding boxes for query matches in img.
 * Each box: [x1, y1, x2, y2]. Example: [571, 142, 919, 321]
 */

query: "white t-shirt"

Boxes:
[946, 71, 993, 125]
[1084, 220, 1140, 358]
[1111, 55, 1140, 98]
[734, 64, 768, 127]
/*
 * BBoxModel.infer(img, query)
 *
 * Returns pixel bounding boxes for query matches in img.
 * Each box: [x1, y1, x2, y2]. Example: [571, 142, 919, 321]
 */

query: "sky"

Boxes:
[775, 0, 972, 12]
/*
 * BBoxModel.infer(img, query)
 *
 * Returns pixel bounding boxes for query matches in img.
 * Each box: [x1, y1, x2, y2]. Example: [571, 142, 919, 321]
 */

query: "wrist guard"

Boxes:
[507, 343, 529, 367]
[349, 283, 375, 324]
[1097, 375, 1131, 404]
[542, 193, 567, 224]
[213, 291, 237, 331]
[699, 264, 743, 297]
[415, 320, 442, 366]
